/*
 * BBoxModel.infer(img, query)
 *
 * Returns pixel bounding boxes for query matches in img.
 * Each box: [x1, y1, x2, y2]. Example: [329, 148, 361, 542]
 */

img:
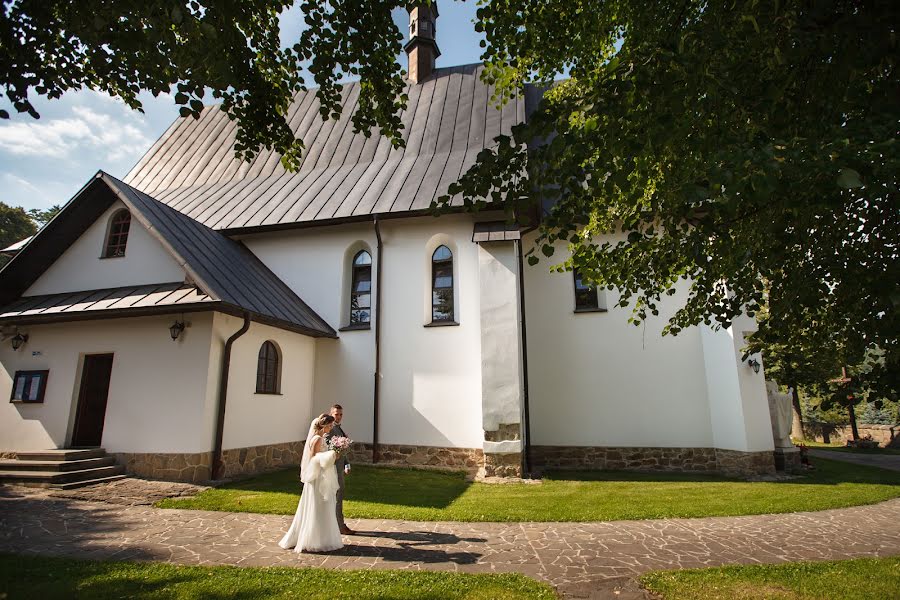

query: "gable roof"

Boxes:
[123, 64, 533, 233]
[0, 173, 336, 338]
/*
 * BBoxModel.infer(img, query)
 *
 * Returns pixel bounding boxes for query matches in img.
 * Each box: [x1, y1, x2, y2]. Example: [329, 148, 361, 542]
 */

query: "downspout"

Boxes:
[515, 237, 533, 477]
[212, 312, 251, 479]
[372, 216, 384, 464]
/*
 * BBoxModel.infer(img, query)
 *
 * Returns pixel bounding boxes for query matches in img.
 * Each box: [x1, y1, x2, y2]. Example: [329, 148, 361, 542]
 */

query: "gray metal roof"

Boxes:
[124, 64, 526, 231]
[0, 173, 336, 338]
[0, 283, 215, 325]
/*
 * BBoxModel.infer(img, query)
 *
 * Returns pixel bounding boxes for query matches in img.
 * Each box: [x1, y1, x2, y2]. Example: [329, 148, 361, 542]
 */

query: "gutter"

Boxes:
[212, 312, 251, 479]
[372, 216, 384, 464]
[515, 233, 535, 478]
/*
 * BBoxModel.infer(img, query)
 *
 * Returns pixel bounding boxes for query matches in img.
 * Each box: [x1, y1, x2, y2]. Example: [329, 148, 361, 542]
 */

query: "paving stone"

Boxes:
[1, 484, 899, 598]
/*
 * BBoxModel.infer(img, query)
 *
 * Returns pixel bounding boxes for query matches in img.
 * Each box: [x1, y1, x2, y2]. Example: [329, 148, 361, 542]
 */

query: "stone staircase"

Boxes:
[0, 448, 126, 489]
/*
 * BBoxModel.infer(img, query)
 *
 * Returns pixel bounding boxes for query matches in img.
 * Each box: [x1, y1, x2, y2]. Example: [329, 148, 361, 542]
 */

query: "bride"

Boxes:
[278, 413, 343, 553]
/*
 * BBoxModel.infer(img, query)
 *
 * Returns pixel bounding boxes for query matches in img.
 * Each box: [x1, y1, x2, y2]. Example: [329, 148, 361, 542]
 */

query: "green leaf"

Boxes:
[836, 168, 863, 189]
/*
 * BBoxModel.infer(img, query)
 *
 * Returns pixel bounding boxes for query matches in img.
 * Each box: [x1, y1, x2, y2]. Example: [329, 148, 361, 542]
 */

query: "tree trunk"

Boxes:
[847, 403, 860, 441]
[790, 384, 804, 441]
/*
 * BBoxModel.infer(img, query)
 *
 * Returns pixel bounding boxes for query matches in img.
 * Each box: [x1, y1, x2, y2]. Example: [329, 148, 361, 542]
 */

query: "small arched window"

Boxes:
[350, 250, 372, 325]
[103, 209, 131, 258]
[256, 341, 281, 394]
[431, 245, 454, 322]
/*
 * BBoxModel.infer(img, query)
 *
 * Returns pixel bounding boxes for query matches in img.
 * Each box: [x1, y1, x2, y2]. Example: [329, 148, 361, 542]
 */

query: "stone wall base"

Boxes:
[220, 441, 304, 479]
[113, 451, 212, 483]
[352, 442, 483, 475]
[803, 423, 899, 448]
[484, 452, 522, 478]
[114, 440, 305, 483]
[532, 446, 775, 478]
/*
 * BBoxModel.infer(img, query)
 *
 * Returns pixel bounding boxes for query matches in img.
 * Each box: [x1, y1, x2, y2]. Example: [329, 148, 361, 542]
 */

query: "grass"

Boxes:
[799, 440, 900, 455]
[640, 556, 900, 600]
[0, 553, 555, 599]
[156, 458, 900, 522]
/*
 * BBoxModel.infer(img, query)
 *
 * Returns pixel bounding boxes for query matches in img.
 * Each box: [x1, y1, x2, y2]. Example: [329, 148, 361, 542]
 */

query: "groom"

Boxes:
[326, 404, 354, 535]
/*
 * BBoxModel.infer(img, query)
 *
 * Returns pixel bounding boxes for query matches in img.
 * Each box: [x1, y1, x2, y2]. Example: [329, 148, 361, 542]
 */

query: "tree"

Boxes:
[0, 202, 38, 268]
[27, 205, 62, 227]
[1, 1, 409, 169]
[442, 0, 898, 399]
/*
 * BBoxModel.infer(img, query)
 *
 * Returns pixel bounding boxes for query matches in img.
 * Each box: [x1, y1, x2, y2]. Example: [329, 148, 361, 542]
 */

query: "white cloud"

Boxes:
[0, 102, 154, 162]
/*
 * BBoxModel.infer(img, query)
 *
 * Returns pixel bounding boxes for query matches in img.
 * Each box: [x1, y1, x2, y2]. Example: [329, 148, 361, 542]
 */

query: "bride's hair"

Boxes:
[313, 413, 335, 433]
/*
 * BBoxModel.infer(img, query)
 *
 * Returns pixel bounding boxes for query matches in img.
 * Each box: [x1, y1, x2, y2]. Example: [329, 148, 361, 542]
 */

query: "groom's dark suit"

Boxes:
[325, 423, 348, 530]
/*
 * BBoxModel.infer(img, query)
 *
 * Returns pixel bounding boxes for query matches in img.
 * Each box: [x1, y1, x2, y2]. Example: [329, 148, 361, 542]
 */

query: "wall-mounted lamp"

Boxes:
[11, 332, 28, 351]
[747, 357, 761, 374]
[169, 321, 185, 341]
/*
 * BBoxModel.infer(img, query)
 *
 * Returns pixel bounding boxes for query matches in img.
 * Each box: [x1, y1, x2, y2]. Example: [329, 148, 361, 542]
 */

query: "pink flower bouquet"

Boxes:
[327, 436, 353, 457]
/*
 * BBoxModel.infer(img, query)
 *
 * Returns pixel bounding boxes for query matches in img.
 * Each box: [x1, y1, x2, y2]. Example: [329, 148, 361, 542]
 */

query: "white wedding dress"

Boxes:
[278, 432, 343, 553]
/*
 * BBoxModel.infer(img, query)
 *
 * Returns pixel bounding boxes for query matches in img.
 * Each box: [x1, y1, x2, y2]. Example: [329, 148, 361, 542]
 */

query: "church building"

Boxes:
[0, 3, 777, 485]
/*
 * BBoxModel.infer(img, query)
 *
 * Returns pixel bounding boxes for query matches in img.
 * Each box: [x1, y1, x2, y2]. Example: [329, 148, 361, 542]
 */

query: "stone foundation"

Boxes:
[220, 441, 304, 479]
[113, 451, 212, 483]
[352, 443, 483, 475]
[484, 452, 522, 478]
[715, 449, 777, 477]
[114, 440, 305, 483]
[532, 446, 776, 478]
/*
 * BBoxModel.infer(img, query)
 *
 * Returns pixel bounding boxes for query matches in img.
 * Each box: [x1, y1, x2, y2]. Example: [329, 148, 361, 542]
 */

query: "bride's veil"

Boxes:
[299, 417, 319, 481]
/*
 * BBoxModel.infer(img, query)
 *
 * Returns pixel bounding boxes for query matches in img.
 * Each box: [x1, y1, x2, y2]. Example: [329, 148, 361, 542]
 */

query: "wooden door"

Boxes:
[71, 354, 114, 447]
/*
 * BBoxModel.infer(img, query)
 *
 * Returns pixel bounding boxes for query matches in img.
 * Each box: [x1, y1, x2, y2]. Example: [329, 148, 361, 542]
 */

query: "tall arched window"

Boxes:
[350, 250, 372, 325]
[103, 209, 131, 257]
[431, 245, 454, 322]
[256, 341, 281, 394]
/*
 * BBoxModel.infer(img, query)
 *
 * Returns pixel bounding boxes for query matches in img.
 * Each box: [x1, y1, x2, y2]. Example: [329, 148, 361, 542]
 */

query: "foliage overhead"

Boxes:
[440, 0, 898, 396]
[0, 201, 37, 268]
[0, 0, 409, 169]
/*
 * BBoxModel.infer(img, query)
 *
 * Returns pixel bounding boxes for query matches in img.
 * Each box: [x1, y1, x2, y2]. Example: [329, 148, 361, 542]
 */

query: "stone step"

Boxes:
[53, 474, 128, 490]
[0, 456, 116, 472]
[0, 465, 125, 486]
[15, 448, 107, 462]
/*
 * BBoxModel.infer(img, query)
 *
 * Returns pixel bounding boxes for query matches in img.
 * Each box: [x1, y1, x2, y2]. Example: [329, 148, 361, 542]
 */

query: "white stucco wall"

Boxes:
[478, 242, 523, 432]
[0, 314, 216, 454]
[214, 313, 317, 450]
[241, 222, 377, 443]
[524, 233, 715, 448]
[25, 201, 186, 296]
[241, 215, 485, 449]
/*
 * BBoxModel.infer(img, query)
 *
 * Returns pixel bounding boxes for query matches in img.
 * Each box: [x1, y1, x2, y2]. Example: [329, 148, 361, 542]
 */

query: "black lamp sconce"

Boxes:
[11, 332, 28, 351]
[747, 357, 761, 374]
[169, 321, 186, 341]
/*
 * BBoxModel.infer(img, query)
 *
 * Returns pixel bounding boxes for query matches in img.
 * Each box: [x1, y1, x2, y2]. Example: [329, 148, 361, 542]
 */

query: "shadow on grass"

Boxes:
[219, 465, 474, 510]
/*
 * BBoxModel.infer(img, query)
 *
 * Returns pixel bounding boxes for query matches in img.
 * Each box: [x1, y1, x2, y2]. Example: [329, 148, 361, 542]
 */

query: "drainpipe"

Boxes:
[372, 216, 384, 464]
[212, 312, 251, 479]
[515, 238, 533, 477]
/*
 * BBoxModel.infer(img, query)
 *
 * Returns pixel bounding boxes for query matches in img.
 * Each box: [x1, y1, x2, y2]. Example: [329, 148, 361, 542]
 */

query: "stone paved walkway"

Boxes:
[2, 485, 899, 598]
[810, 449, 900, 472]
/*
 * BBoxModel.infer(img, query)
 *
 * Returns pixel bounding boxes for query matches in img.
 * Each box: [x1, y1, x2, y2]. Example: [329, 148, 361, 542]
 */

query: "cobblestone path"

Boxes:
[1, 486, 898, 599]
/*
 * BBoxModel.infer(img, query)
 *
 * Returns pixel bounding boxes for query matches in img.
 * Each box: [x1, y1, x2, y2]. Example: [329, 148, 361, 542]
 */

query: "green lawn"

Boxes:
[640, 556, 900, 599]
[0, 553, 554, 600]
[157, 458, 900, 522]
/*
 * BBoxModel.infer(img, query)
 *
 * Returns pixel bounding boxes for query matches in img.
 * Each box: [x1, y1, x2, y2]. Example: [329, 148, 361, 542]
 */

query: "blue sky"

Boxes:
[0, 2, 484, 212]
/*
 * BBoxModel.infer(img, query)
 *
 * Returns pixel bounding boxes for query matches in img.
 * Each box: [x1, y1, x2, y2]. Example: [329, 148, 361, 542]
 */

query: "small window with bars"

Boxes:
[103, 209, 131, 258]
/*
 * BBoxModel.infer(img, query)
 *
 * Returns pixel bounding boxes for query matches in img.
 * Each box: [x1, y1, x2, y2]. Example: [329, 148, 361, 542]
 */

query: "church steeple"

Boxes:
[405, 2, 441, 83]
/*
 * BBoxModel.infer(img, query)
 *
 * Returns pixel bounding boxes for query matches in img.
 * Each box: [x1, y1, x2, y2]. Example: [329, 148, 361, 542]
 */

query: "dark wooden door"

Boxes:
[71, 354, 114, 447]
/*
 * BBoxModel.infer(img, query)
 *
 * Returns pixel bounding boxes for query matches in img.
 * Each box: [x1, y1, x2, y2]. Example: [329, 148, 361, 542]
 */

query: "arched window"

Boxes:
[431, 245, 454, 322]
[349, 250, 372, 325]
[103, 209, 131, 258]
[256, 341, 281, 394]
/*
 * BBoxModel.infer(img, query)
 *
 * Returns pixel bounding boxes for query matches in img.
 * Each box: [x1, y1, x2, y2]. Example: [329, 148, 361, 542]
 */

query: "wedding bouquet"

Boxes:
[327, 436, 353, 458]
